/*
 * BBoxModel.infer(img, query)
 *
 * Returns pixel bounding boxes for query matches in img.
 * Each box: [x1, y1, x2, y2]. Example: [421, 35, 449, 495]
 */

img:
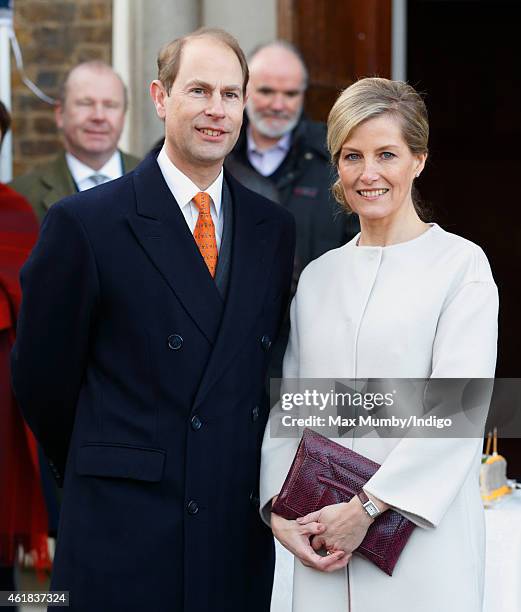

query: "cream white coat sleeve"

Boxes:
[259, 295, 302, 527]
[364, 279, 498, 528]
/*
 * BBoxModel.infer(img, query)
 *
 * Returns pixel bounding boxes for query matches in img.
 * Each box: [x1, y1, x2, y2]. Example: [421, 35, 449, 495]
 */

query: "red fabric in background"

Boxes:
[0, 183, 50, 571]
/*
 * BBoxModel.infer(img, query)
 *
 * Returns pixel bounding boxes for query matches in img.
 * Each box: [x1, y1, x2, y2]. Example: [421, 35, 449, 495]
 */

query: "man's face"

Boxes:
[246, 46, 306, 140]
[151, 37, 245, 178]
[55, 66, 126, 164]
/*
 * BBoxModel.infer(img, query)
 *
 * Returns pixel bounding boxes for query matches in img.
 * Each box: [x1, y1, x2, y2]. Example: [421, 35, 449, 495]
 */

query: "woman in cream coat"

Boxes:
[260, 78, 498, 612]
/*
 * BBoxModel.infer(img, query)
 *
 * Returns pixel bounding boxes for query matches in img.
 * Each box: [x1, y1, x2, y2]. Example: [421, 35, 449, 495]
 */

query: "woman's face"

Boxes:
[337, 114, 426, 222]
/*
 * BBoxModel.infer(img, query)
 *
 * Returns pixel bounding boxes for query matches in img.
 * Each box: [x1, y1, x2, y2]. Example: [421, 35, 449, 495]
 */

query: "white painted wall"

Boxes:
[392, 0, 407, 81]
[202, 0, 276, 56]
[0, 14, 13, 182]
[113, 0, 199, 156]
[113, 0, 277, 157]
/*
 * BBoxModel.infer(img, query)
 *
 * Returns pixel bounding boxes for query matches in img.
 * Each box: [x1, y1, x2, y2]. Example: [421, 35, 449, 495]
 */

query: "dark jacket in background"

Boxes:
[226, 116, 360, 382]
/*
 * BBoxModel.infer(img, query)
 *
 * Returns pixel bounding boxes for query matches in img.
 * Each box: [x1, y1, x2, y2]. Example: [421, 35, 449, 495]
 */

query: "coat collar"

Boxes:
[127, 152, 277, 406]
[233, 113, 329, 161]
[193, 171, 275, 408]
[40, 153, 77, 210]
[40, 151, 137, 210]
[128, 152, 224, 345]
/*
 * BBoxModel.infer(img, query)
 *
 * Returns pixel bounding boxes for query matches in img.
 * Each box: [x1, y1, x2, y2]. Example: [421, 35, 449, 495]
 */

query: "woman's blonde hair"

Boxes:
[327, 77, 429, 214]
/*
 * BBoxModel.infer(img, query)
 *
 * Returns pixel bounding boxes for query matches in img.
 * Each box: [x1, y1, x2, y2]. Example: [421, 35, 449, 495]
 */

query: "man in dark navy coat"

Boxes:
[11, 28, 295, 612]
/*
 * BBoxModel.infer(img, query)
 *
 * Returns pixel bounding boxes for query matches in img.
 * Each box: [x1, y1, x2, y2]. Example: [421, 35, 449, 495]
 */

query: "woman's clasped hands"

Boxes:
[272, 495, 384, 573]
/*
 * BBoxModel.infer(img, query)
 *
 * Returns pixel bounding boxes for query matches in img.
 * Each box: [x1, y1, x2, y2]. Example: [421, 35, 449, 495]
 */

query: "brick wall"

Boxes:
[10, 0, 113, 176]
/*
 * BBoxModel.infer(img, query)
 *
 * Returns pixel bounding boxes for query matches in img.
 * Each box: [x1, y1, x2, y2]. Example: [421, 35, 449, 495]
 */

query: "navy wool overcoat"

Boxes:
[11, 153, 295, 611]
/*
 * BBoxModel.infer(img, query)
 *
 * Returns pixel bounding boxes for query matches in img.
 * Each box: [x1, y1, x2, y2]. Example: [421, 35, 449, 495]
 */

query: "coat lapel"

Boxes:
[41, 154, 77, 210]
[127, 153, 223, 345]
[193, 173, 275, 409]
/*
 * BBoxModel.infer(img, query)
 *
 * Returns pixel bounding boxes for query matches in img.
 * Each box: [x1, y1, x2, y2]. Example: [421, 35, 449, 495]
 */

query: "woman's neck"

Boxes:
[358, 207, 429, 247]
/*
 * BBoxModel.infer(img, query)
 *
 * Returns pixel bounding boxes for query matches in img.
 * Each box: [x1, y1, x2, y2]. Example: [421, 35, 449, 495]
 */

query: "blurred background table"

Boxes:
[484, 488, 521, 612]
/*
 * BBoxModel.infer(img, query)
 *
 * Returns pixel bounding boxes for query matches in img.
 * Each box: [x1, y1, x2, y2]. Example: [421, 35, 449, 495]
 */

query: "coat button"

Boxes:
[252, 406, 260, 422]
[261, 335, 272, 351]
[167, 334, 183, 350]
[187, 500, 199, 515]
[191, 415, 202, 431]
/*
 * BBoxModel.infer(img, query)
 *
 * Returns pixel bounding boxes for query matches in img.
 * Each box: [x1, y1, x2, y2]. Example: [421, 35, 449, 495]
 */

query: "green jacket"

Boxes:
[9, 150, 140, 223]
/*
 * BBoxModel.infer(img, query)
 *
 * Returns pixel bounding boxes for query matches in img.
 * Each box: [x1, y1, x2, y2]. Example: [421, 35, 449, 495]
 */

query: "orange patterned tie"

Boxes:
[192, 191, 218, 278]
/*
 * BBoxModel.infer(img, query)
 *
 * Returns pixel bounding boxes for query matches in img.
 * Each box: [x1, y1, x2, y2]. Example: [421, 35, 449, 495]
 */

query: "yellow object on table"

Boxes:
[480, 428, 512, 503]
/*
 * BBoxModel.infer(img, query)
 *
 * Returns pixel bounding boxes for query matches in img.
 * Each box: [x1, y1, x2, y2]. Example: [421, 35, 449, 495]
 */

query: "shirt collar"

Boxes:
[246, 126, 292, 156]
[156, 145, 223, 216]
[65, 150, 122, 184]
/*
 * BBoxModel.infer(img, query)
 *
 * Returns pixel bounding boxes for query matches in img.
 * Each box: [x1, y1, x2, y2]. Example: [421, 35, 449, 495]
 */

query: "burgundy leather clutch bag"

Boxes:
[271, 428, 415, 576]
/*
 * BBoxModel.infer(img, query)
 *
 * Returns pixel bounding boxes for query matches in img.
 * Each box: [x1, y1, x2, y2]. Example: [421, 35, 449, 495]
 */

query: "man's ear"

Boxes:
[54, 102, 64, 130]
[150, 80, 168, 120]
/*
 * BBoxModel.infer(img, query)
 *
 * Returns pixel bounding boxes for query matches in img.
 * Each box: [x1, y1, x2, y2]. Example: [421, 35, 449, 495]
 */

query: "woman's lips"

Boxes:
[357, 188, 389, 198]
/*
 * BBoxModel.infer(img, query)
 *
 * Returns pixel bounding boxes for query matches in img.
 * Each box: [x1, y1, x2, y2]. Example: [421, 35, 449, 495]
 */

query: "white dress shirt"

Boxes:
[246, 127, 291, 177]
[156, 145, 224, 250]
[66, 151, 123, 192]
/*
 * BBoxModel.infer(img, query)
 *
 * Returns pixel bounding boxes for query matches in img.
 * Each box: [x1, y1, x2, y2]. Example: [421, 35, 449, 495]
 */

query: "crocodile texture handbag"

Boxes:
[271, 428, 415, 575]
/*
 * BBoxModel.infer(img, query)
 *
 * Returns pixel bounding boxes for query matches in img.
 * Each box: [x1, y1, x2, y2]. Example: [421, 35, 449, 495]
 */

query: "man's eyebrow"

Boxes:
[185, 80, 242, 92]
[185, 79, 213, 90]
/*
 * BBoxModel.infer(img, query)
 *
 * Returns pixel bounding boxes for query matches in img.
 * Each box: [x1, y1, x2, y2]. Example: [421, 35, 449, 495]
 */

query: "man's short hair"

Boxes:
[247, 40, 309, 89]
[157, 27, 249, 96]
[0, 100, 11, 142]
[58, 61, 128, 110]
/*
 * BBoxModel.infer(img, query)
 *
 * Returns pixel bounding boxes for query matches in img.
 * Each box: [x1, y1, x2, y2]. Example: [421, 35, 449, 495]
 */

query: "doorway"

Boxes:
[408, 0, 521, 474]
